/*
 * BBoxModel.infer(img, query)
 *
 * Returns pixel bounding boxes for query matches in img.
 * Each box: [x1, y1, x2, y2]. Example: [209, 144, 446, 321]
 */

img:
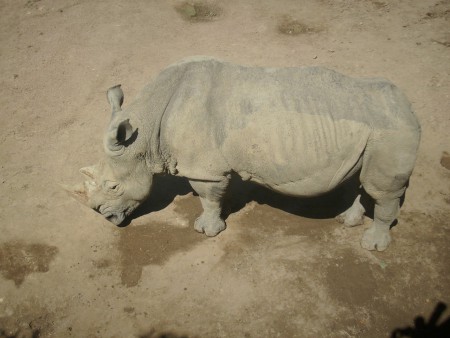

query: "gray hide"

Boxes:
[69, 56, 421, 252]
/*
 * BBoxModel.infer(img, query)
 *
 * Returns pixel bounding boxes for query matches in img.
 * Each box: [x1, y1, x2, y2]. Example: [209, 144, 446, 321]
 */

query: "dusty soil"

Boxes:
[1, 0, 449, 337]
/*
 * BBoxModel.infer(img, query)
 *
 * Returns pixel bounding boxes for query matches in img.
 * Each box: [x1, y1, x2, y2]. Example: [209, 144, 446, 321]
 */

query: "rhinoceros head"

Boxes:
[67, 85, 153, 225]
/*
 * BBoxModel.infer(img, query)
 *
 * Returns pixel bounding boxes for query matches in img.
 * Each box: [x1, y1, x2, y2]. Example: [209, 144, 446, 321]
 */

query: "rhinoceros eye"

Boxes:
[104, 180, 119, 191]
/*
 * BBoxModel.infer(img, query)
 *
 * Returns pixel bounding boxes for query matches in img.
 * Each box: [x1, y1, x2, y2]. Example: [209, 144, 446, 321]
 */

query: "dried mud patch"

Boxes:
[0, 242, 58, 287]
[118, 196, 205, 287]
[175, 1, 222, 22]
[277, 15, 321, 35]
[325, 249, 377, 307]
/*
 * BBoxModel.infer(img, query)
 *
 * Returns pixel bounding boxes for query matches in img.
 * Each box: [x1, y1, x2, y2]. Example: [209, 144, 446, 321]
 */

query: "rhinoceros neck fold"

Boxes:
[124, 64, 190, 175]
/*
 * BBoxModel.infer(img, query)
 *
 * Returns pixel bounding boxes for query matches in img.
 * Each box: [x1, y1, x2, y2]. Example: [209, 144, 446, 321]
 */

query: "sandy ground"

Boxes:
[0, 0, 449, 337]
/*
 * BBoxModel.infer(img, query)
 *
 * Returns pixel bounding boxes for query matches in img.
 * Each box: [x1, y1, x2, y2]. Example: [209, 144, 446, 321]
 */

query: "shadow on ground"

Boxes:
[391, 302, 450, 338]
[129, 172, 371, 225]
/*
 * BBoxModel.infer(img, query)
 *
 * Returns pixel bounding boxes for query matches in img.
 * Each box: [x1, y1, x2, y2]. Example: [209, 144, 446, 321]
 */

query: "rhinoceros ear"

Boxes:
[104, 118, 135, 153]
[107, 85, 124, 116]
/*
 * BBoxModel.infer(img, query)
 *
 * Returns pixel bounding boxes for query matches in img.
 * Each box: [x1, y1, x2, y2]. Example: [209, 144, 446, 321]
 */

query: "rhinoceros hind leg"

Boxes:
[336, 194, 366, 227]
[189, 178, 229, 237]
[361, 198, 398, 251]
[359, 131, 418, 251]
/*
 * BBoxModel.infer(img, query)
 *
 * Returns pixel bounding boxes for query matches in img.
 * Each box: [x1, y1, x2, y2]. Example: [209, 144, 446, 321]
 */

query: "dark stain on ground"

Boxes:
[278, 15, 320, 35]
[0, 242, 58, 286]
[123, 306, 135, 314]
[0, 299, 53, 337]
[440, 151, 450, 170]
[175, 1, 222, 22]
[92, 258, 112, 269]
[119, 196, 205, 287]
[326, 249, 377, 307]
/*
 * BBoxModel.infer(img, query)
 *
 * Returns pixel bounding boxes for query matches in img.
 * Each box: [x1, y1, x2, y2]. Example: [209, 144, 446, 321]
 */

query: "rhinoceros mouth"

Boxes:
[103, 212, 125, 226]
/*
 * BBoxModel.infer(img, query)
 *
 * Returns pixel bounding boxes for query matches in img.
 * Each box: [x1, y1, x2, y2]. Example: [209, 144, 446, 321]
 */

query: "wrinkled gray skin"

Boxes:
[69, 57, 420, 251]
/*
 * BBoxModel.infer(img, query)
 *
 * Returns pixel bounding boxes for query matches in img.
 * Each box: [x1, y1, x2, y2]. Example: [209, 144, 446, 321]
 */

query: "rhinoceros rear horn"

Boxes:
[107, 85, 124, 116]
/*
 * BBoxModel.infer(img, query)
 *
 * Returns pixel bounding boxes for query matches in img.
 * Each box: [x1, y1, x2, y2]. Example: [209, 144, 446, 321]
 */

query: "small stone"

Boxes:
[180, 3, 196, 18]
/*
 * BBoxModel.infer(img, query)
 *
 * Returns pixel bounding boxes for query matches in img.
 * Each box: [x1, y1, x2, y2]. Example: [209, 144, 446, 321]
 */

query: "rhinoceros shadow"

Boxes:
[130, 172, 379, 225]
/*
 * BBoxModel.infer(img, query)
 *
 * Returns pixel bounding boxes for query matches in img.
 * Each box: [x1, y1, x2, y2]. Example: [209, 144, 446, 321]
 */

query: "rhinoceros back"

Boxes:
[159, 58, 417, 195]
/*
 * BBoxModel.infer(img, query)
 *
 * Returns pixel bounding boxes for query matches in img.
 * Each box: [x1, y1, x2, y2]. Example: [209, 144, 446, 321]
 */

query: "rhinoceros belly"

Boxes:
[221, 112, 371, 196]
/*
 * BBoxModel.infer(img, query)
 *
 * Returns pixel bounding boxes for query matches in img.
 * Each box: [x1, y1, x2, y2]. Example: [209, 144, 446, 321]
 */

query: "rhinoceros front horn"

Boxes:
[60, 182, 89, 205]
[62, 166, 99, 206]
[79, 165, 97, 179]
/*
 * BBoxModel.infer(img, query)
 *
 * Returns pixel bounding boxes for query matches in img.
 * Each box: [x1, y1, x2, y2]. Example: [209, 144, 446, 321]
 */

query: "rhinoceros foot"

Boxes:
[194, 214, 226, 237]
[336, 195, 365, 227]
[361, 225, 392, 252]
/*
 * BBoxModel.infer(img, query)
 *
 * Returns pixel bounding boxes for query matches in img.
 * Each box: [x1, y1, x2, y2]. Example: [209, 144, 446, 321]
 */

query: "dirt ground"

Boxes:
[0, 0, 449, 337]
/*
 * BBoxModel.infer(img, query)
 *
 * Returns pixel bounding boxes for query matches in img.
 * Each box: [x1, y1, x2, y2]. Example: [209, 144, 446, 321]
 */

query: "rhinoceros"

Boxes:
[68, 56, 421, 251]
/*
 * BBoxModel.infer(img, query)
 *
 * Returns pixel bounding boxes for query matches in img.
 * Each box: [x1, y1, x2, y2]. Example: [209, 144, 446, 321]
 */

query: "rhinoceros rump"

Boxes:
[68, 57, 421, 252]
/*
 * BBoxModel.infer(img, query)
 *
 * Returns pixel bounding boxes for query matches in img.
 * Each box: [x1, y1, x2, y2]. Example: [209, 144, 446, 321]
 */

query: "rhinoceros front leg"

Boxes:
[359, 130, 419, 251]
[189, 178, 229, 237]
